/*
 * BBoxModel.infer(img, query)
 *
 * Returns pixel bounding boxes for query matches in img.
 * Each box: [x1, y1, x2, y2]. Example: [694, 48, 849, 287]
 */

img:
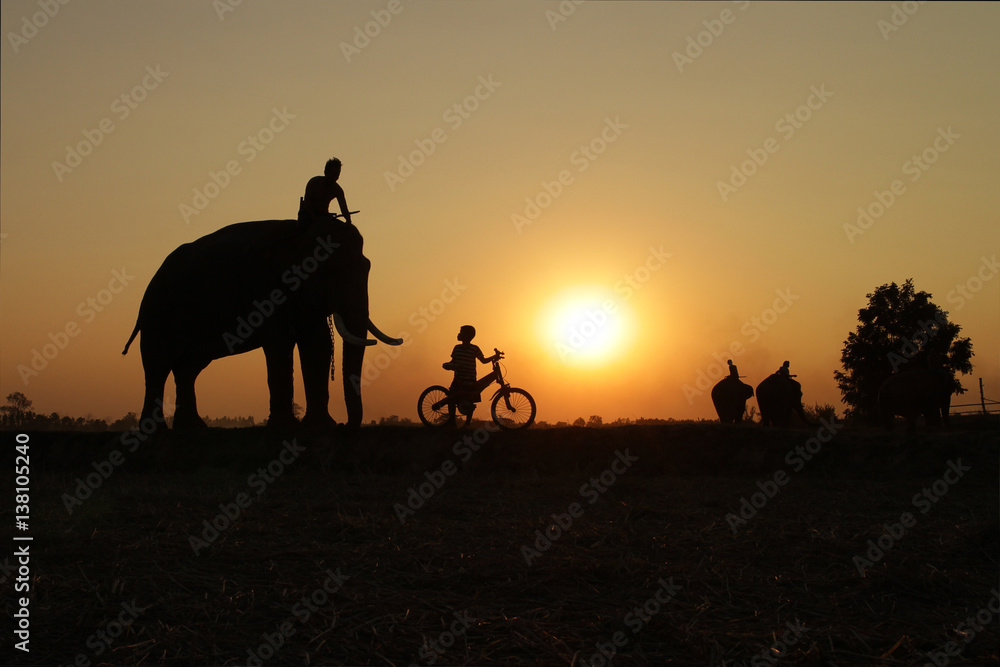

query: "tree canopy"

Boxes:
[834, 279, 973, 422]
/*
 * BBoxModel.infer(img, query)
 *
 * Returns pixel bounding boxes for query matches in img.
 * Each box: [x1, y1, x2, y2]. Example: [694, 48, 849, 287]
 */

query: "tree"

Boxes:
[834, 280, 973, 422]
[1, 392, 34, 428]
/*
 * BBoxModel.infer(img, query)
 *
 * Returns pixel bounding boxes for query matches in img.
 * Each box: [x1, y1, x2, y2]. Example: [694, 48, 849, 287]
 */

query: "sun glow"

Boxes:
[542, 287, 635, 368]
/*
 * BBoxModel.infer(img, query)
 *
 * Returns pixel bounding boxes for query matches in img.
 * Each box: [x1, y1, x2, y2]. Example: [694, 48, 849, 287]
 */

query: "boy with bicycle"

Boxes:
[442, 325, 501, 424]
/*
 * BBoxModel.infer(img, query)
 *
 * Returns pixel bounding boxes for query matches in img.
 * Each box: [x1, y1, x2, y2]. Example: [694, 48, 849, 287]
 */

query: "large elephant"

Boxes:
[878, 367, 953, 431]
[711, 376, 754, 424]
[122, 217, 401, 430]
[755, 373, 812, 427]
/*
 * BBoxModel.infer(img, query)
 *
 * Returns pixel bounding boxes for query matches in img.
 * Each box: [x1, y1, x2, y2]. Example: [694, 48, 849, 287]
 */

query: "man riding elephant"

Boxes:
[299, 158, 353, 228]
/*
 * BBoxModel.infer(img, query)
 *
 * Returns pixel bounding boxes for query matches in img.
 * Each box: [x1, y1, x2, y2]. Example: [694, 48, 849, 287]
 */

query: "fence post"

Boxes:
[980, 378, 987, 416]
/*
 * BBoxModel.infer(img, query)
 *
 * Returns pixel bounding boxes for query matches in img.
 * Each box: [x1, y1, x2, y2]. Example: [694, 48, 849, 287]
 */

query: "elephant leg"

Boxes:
[263, 341, 297, 428]
[172, 360, 209, 430]
[298, 320, 335, 430]
[140, 362, 170, 429]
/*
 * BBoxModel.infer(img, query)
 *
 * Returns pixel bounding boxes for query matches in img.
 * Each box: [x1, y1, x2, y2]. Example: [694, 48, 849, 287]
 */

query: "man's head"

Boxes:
[325, 158, 343, 180]
[458, 325, 476, 343]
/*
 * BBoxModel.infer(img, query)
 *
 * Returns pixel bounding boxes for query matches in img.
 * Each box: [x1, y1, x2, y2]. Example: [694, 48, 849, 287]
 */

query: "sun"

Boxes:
[541, 286, 634, 368]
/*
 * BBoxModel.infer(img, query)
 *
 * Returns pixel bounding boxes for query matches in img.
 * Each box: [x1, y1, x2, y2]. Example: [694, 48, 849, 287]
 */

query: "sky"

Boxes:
[1, 0, 998, 425]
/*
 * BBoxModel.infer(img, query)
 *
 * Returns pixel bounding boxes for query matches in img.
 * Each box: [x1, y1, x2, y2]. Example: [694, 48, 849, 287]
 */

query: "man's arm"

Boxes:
[334, 184, 351, 224]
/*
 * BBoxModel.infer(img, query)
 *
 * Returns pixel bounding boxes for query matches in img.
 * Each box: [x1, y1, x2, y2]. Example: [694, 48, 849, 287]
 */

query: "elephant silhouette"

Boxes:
[122, 218, 401, 431]
[711, 375, 754, 424]
[755, 372, 812, 427]
[878, 367, 954, 432]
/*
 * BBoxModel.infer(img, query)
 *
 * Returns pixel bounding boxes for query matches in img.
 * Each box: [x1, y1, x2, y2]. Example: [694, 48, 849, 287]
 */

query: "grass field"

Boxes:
[4, 420, 999, 666]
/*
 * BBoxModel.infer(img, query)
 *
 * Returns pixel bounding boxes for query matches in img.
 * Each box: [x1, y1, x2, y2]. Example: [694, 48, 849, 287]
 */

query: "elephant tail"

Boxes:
[122, 321, 140, 355]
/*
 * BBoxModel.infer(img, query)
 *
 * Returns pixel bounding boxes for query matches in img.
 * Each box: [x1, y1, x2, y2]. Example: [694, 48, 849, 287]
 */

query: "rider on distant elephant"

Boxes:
[299, 158, 352, 227]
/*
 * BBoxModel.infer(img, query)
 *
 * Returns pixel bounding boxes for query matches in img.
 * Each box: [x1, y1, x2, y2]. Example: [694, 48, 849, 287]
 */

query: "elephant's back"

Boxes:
[177, 219, 297, 259]
[757, 373, 799, 394]
[137, 220, 296, 324]
[154, 220, 294, 276]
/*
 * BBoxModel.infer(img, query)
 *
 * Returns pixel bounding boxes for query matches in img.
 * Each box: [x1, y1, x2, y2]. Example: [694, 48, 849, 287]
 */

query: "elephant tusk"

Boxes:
[368, 319, 404, 346]
[332, 313, 376, 346]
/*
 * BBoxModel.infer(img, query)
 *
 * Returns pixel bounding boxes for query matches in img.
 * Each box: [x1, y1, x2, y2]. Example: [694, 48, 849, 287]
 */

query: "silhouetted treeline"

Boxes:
[372, 414, 675, 428]
[0, 392, 255, 431]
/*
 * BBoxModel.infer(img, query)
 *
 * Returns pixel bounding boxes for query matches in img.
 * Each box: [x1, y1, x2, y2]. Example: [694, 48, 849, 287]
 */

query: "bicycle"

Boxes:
[417, 349, 536, 430]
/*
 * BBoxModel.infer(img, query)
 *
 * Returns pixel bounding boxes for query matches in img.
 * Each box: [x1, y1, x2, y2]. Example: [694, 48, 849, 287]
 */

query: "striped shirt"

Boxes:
[450, 343, 485, 384]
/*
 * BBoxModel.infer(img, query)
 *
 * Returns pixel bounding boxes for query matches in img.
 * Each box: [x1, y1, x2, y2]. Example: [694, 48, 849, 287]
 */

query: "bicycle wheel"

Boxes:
[418, 385, 452, 427]
[492, 388, 536, 430]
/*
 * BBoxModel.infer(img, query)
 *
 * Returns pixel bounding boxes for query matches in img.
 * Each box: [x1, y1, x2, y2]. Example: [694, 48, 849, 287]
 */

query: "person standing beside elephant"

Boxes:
[299, 158, 352, 227]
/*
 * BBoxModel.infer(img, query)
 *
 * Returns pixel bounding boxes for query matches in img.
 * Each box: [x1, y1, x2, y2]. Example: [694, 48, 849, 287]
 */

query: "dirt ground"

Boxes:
[4, 422, 999, 666]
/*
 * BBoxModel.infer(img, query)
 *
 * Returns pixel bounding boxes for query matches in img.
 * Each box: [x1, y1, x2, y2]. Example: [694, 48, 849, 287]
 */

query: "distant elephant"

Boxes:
[878, 367, 953, 431]
[756, 373, 812, 427]
[711, 376, 754, 424]
[122, 218, 401, 431]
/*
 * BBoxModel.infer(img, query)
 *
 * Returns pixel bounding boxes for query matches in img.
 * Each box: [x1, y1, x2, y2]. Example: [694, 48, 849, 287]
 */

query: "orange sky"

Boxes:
[2, 1, 998, 425]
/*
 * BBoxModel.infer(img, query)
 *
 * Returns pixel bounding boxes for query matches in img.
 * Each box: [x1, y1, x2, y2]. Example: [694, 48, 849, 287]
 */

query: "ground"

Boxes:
[4, 420, 998, 666]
